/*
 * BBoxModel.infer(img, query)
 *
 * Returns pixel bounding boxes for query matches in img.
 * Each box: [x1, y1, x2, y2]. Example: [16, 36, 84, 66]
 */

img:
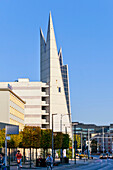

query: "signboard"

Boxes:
[6, 125, 19, 135]
[8, 84, 12, 90]
[6, 136, 11, 140]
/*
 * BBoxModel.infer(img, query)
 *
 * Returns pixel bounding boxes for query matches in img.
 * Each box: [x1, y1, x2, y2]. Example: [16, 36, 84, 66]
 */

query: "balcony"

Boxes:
[41, 92, 49, 97]
[41, 119, 49, 124]
[41, 101, 49, 106]
[41, 110, 49, 115]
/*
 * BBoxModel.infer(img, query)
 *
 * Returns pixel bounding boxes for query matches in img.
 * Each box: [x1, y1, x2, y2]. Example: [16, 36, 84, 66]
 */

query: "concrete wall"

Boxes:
[0, 91, 9, 123]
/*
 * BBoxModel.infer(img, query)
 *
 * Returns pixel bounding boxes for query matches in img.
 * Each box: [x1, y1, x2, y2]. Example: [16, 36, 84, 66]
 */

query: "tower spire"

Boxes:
[46, 12, 57, 51]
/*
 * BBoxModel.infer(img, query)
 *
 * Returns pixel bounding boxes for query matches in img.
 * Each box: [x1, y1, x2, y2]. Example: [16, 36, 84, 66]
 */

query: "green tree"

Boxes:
[74, 134, 81, 149]
[62, 134, 69, 149]
[91, 139, 97, 153]
[54, 132, 63, 149]
[7, 132, 23, 148]
[40, 129, 52, 158]
[0, 129, 5, 148]
[21, 126, 41, 168]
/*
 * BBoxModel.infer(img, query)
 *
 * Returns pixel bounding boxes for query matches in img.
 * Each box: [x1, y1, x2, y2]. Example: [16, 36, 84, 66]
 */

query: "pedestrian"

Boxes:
[0, 153, 3, 168]
[16, 150, 22, 168]
[46, 153, 53, 170]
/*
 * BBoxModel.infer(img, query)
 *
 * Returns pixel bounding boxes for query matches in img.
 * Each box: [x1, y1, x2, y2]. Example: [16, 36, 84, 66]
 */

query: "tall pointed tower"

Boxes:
[40, 13, 71, 133]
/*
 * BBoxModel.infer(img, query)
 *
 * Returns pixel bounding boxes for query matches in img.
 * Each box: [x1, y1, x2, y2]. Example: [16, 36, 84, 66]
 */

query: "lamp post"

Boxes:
[81, 131, 82, 152]
[52, 113, 57, 161]
[60, 114, 69, 160]
[102, 127, 104, 153]
[88, 129, 90, 159]
[63, 124, 70, 134]
[73, 122, 78, 164]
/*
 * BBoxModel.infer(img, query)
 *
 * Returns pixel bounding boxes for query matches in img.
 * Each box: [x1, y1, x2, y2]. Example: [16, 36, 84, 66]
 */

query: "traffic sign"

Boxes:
[6, 136, 11, 140]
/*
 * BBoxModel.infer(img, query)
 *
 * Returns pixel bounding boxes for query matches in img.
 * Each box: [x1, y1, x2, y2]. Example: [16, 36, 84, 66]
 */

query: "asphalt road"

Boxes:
[72, 159, 113, 170]
[9, 158, 113, 169]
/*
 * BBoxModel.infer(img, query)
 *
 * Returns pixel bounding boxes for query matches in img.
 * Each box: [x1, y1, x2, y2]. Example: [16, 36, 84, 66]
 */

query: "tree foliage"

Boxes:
[0, 126, 70, 150]
[22, 126, 41, 148]
[54, 132, 63, 149]
[62, 134, 69, 149]
[0, 129, 5, 148]
[74, 134, 81, 149]
[40, 129, 52, 149]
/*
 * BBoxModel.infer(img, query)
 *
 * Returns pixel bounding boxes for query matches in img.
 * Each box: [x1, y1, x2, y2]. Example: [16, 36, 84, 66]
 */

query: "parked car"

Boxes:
[108, 154, 113, 159]
[99, 154, 107, 159]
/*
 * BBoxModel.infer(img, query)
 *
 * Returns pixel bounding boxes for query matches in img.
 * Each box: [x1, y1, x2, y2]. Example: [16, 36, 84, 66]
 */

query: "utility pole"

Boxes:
[102, 127, 104, 153]
[60, 114, 63, 160]
[52, 114, 57, 161]
[72, 126, 74, 159]
[5, 126, 7, 167]
[75, 124, 76, 164]
[88, 129, 90, 159]
[73, 122, 78, 164]
[81, 131, 82, 152]
[60, 114, 69, 160]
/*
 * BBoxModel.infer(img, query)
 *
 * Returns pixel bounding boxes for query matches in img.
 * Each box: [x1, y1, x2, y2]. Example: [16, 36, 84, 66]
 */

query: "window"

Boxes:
[58, 87, 61, 92]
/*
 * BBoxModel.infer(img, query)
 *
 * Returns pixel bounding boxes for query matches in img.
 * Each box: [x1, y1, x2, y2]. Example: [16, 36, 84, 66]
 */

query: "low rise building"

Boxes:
[0, 79, 49, 129]
[0, 87, 25, 130]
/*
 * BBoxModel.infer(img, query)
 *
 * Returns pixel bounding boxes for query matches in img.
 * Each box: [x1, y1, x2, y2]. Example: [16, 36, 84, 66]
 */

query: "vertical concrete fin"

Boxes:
[40, 28, 46, 81]
[59, 48, 63, 66]
[40, 28, 46, 48]
[46, 12, 57, 51]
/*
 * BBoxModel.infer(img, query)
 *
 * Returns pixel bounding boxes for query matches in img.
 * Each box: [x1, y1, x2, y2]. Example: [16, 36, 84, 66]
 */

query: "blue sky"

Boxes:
[0, 0, 113, 125]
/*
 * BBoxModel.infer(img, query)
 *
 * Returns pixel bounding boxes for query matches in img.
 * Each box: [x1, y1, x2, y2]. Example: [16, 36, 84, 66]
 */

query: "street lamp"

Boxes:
[102, 127, 104, 154]
[81, 131, 82, 152]
[73, 122, 78, 164]
[60, 114, 69, 132]
[60, 114, 69, 159]
[63, 124, 70, 134]
[52, 113, 57, 161]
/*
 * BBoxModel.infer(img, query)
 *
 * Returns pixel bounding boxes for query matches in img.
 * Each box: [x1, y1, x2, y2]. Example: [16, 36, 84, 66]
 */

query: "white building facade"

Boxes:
[40, 12, 72, 133]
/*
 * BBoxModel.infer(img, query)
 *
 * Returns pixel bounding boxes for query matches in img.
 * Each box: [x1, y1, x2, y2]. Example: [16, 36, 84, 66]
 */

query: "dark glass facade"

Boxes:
[59, 52, 71, 115]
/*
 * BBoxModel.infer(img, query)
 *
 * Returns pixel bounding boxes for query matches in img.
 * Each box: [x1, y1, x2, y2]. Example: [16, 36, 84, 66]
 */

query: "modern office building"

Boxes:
[96, 132, 113, 153]
[72, 122, 109, 145]
[0, 87, 25, 130]
[72, 122, 113, 152]
[0, 13, 72, 134]
[40, 12, 71, 132]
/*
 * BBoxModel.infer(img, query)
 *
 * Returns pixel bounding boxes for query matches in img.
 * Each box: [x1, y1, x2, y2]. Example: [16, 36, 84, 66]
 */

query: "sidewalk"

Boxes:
[9, 159, 95, 170]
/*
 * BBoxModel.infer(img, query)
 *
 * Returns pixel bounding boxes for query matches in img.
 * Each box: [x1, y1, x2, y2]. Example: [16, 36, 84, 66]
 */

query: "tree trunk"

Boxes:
[8, 148, 10, 166]
[23, 148, 25, 164]
[36, 148, 37, 160]
[44, 148, 45, 159]
[30, 148, 31, 168]
[54, 148, 55, 163]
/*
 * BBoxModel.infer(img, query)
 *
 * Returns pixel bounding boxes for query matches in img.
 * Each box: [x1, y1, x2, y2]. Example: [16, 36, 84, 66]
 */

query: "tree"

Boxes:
[54, 132, 63, 149]
[74, 134, 81, 149]
[21, 126, 41, 168]
[40, 129, 52, 158]
[7, 132, 23, 148]
[91, 139, 97, 153]
[0, 129, 5, 149]
[62, 134, 69, 149]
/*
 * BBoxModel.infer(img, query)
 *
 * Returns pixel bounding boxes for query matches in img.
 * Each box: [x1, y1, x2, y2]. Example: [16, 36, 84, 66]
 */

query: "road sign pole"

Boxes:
[5, 126, 7, 167]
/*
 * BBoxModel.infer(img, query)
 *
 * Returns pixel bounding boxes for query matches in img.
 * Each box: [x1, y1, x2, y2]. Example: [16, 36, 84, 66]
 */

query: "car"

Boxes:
[108, 154, 113, 159]
[99, 154, 107, 159]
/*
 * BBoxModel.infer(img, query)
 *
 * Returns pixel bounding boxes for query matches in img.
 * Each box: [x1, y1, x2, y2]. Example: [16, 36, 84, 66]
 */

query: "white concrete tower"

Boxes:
[40, 12, 71, 133]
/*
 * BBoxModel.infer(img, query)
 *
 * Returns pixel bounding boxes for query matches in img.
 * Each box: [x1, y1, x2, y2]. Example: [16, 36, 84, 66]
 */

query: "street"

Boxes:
[9, 158, 113, 170]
